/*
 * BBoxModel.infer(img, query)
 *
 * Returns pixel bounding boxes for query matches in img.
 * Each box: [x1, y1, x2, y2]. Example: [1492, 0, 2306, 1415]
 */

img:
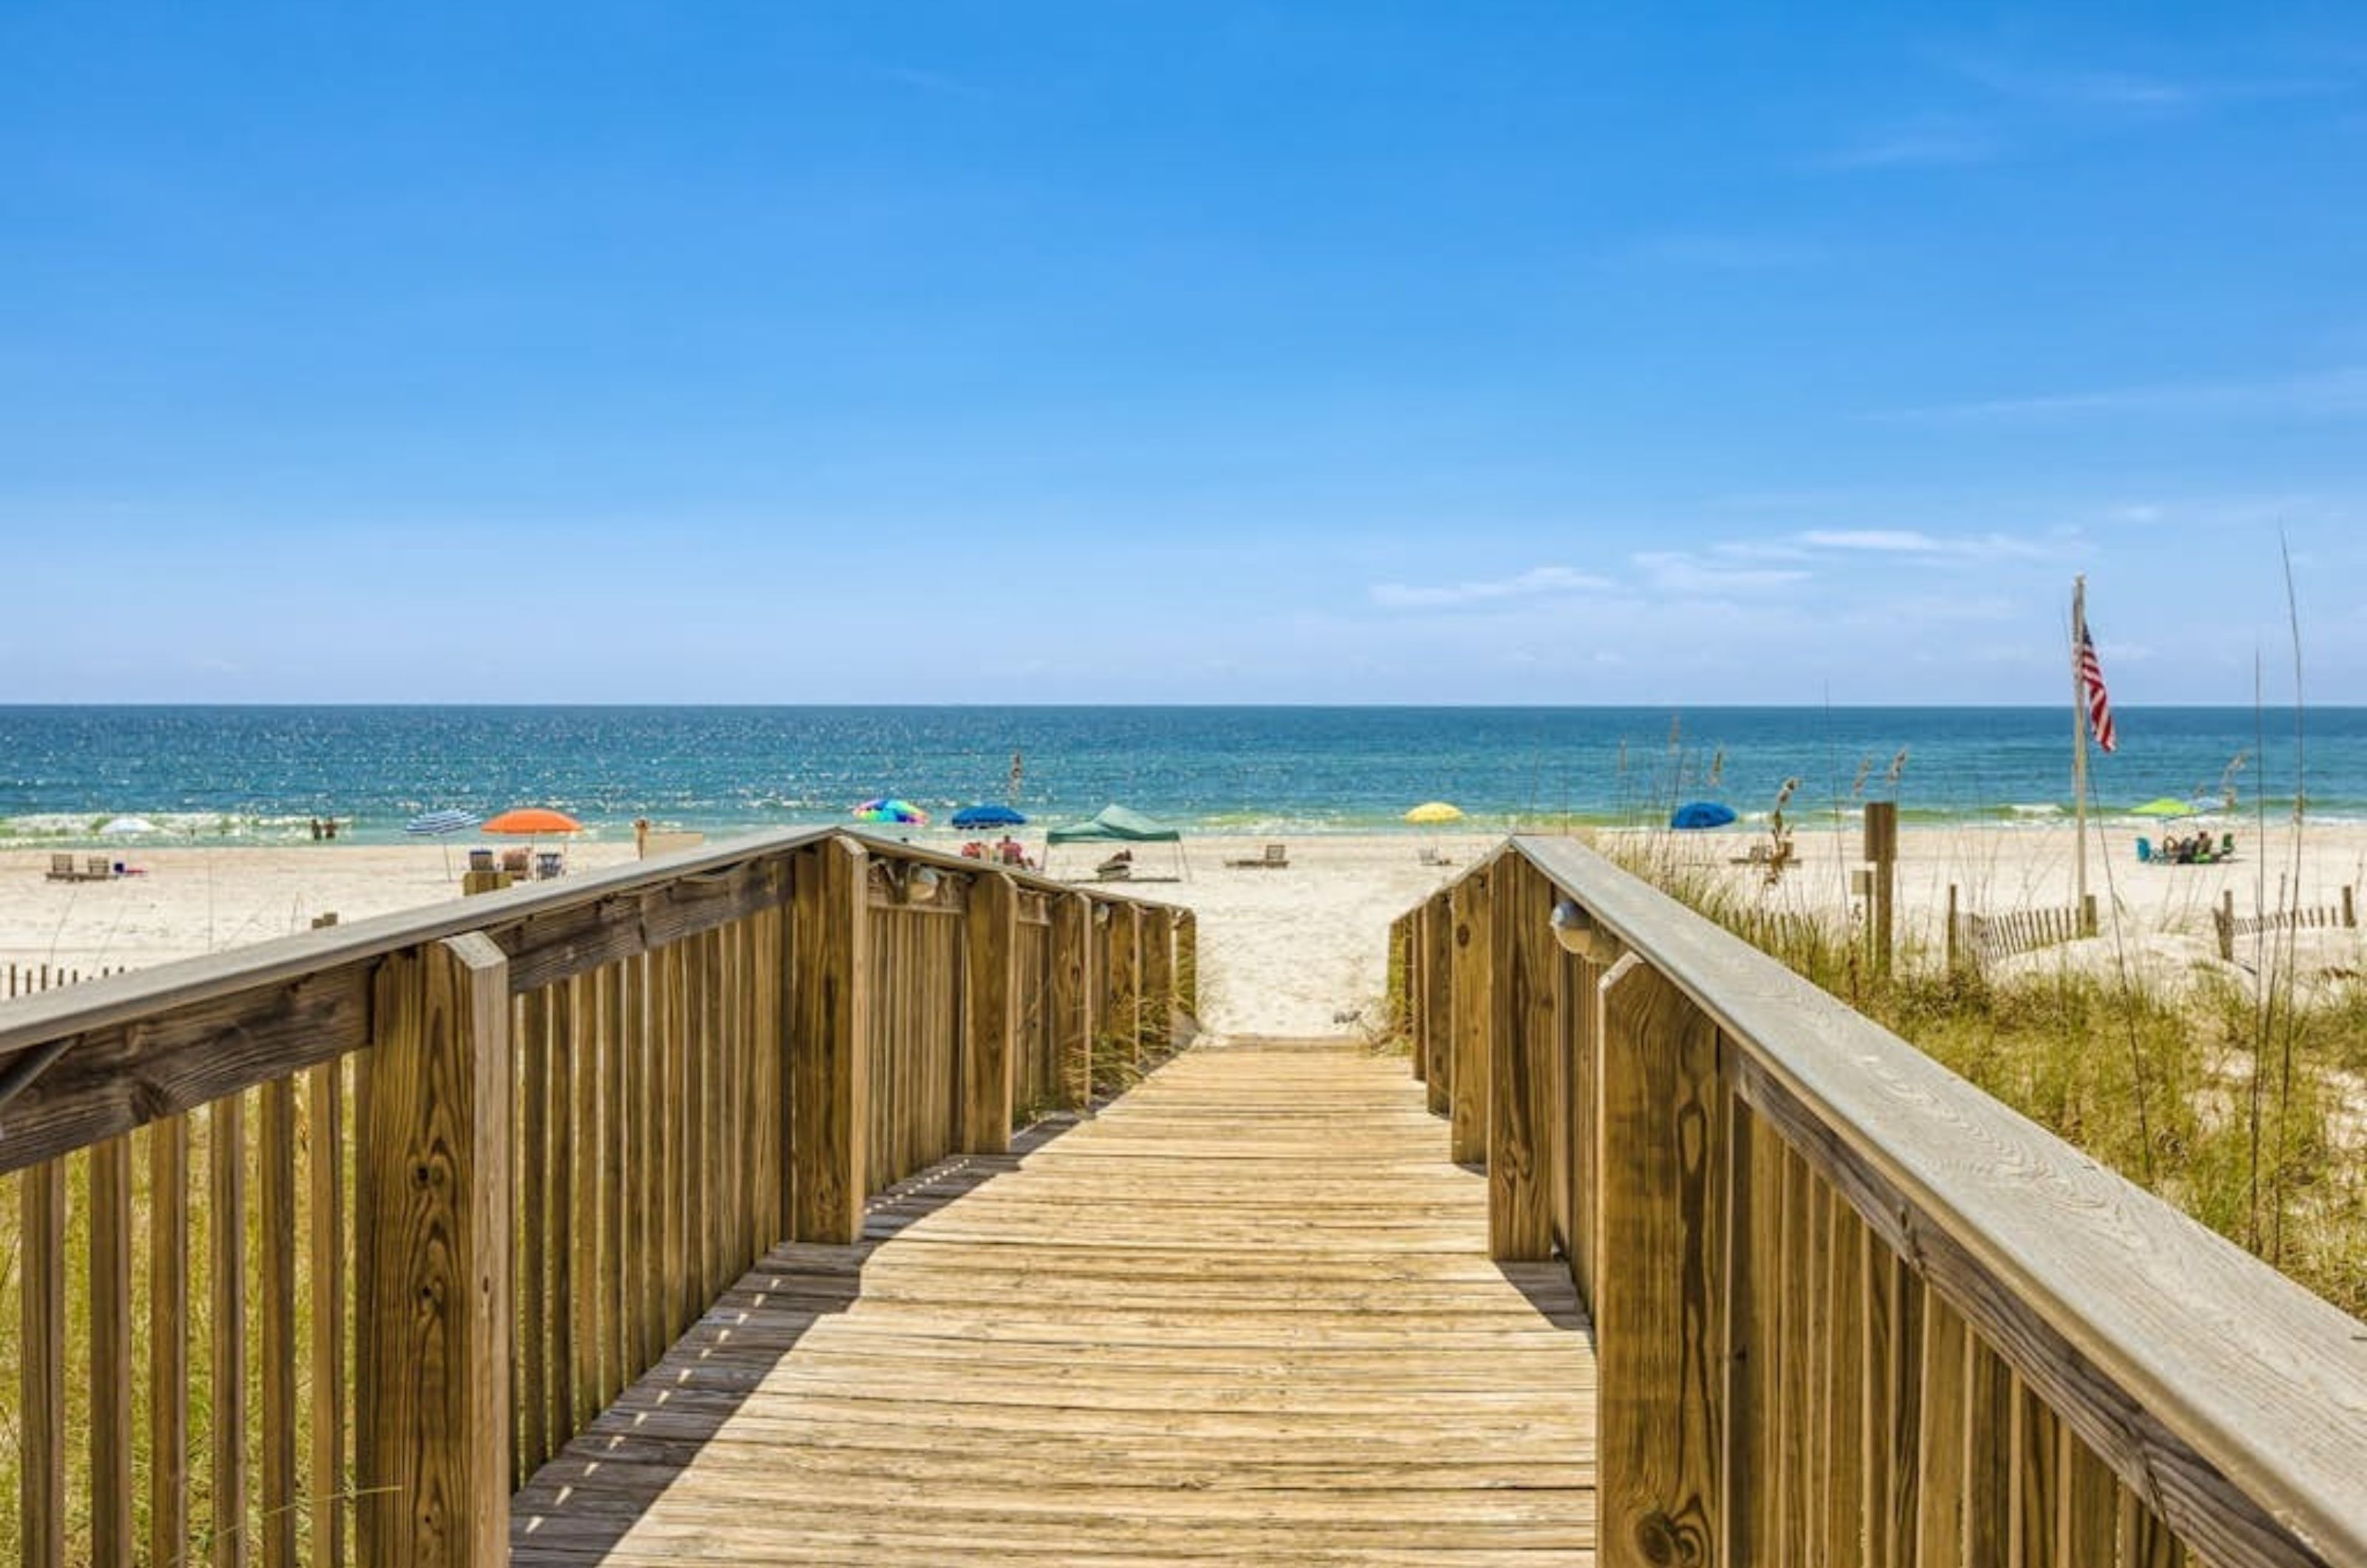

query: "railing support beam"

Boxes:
[1051, 893, 1095, 1109]
[1489, 862, 1556, 1260]
[1597, 952, 1729, 1568]
[358, 932, 513, 1568]
[962, 870, 1018, 1152]
[1142, 905, 1175, 1054]
[1448, 873, 1489, 1164]
[789, 838, 870, 1244]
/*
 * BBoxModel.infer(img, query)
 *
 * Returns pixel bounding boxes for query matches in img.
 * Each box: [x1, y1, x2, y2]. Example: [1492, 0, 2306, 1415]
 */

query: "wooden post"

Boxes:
[962, 869, 1018, 1152]
[1945, 885, 1959, 972]
[1422, 891, 1452, 1117]
[1448, 871, 1490, 1165]
[2344, 885, 2356, 930]
[357, 933, 512, 1568]
[1106, 903, 1141, 1065]
[1051, 893, 1095, 1109]
[2081, 891, 2098, 938]
[1175, 909, 1198, 1018]
[1490, 861, 1556, 1260]
[789, 837, 870, 1243]
[1865, 801, 1898, 979]
[1142, 905, 1175, 1052]
[1596, 953, 1729, 1568]
[2217, 889, 2236, 963]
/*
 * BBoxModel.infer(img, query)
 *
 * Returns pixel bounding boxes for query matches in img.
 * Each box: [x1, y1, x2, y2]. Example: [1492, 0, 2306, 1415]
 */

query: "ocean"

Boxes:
[0, 706, 2358, 845]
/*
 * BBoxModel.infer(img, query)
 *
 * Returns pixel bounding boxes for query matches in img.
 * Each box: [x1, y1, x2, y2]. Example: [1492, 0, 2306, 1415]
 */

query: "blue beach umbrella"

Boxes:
[405, 807, 482, 876]
[405, 808, 479, 837]
[950, 804, 1027, 830]
[1670, 801, 1738, 831]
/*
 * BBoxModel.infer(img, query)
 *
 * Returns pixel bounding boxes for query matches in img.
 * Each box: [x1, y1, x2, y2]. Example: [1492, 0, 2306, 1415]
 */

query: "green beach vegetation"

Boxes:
[1605, 834, 2367, 1318]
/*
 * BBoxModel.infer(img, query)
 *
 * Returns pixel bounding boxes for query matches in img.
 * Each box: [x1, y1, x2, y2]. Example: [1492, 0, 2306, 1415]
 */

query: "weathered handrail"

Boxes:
[1, 827, 1194, 1568]
[1391, 834, 2367, 1568]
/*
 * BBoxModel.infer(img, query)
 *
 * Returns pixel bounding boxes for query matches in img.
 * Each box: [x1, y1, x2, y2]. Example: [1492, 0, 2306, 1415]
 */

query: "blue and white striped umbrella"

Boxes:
[405, 808, 479, 837]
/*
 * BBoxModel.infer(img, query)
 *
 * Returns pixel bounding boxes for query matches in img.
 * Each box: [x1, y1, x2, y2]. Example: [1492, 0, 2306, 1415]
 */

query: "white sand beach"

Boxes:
[7, 823, 2364, 1030]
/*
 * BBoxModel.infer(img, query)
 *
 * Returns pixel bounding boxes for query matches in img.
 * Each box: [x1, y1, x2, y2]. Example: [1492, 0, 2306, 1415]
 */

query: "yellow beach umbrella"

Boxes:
[1404, 801, 1465, 825]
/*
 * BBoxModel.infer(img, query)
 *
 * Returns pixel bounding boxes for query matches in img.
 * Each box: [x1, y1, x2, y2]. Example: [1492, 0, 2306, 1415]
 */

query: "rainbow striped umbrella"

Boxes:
[853, 798, 930, 825]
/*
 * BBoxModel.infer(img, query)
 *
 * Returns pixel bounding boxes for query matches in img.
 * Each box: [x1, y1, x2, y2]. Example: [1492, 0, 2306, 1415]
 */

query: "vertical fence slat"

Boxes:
[212, 1092, 250, 1568]
[258, 1078, 299, 1568]
[603, 958, 630, 1405]
[571, 970, 601, 1430]
[1966, 1334, 2015, 1568]
[1824, 1195, 1866, 1565]
[1917, 1294, 1971, 1567]
[305, 1060, 347, 1568]
[88, 1136, 135, 1567]
[516, 989, 550, 1481]
[151, 1115, 193, 1567]
[21, 1156, 67, 1568]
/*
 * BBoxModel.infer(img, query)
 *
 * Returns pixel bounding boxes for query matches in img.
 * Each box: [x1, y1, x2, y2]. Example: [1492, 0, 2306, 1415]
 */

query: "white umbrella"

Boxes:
[98, 816, 158, 837]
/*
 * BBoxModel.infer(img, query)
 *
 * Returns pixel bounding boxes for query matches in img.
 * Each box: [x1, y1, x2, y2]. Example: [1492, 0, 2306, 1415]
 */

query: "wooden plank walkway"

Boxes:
[512, 1037, 1598, 1565]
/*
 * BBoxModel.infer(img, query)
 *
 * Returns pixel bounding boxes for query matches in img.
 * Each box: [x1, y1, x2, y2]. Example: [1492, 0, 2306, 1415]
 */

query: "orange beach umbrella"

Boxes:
[482, 807, 584, 836]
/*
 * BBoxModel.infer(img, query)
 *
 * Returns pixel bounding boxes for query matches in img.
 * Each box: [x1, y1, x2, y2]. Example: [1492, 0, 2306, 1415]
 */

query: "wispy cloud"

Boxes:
[1369, 565, 1613, 609]
[1824, 115, 2001, 169]
[1797, 528, 2050, 559]
[1632, 551, 1811, 596]
[1946, 53, 2340, 114]
[1880, 368, 2367, 423]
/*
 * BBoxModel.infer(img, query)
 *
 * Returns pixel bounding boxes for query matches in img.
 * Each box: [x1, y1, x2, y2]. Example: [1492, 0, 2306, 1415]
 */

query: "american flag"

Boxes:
[2079, 626, 2117, 753]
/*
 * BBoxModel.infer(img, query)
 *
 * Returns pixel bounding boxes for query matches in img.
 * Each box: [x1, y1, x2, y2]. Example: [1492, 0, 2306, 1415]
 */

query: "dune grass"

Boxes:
[1606, 835, 2367, 1317]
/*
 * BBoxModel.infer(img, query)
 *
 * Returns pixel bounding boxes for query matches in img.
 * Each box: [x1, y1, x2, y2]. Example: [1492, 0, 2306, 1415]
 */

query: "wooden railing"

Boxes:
[0, 828, 1192, 1568]
[1391, 836, 2367, 1568]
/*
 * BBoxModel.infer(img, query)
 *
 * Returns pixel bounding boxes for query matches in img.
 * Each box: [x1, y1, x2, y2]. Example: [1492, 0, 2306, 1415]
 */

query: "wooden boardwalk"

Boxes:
[512, 1037, 1598, 1565]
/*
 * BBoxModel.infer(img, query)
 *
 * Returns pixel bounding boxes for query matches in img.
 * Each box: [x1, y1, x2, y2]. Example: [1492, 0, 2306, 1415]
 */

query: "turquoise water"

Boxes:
[0, 706, 2357, 845]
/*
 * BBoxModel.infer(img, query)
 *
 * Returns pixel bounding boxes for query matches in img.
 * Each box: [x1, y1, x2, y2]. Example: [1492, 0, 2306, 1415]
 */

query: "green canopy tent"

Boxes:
[1046, 804, 1189, 882]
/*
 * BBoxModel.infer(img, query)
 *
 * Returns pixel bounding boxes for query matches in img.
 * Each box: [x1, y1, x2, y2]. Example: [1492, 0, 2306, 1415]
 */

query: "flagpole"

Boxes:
[2072, 574, 2091, 913]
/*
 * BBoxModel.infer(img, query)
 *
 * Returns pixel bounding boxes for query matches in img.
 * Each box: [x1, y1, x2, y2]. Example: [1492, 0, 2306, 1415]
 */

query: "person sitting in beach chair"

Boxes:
[1095, 848, 1133, 880]
[996, 835, 1029, 868]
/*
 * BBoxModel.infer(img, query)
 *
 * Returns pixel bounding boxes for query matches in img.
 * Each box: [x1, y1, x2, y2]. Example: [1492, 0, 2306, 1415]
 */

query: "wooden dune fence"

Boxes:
[1393, 838, 2367, 1567]
[4, 962, 129, 996]
[0, 829, 1189, 1568]
[2215, 886, 2358, 962]
[1946, 887, 2099, 973]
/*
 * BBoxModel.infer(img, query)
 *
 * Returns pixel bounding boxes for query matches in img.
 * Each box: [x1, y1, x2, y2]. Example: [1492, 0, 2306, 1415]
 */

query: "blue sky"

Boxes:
[4, 3, 2364, 704]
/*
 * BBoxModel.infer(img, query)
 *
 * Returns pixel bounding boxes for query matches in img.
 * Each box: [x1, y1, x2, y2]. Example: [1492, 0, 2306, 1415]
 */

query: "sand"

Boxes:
[7, 822, 2363, 1028]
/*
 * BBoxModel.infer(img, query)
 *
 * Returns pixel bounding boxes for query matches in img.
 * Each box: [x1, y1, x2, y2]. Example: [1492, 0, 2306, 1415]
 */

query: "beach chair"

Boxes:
[45, 854, 76, 882]
[1226, 843, 1289, 869]
[1418, 847, 1454, 867]
[500, 848, 531, 880]
[86, 855, 115, 881]
[1094, 854, 1132, 881]
[2135, 837, 2152, 864]
[536, 851, 564, 879]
